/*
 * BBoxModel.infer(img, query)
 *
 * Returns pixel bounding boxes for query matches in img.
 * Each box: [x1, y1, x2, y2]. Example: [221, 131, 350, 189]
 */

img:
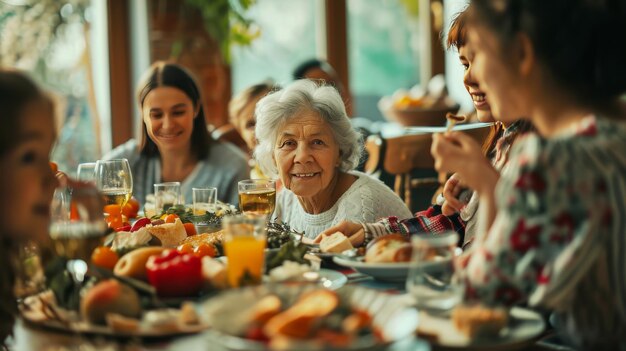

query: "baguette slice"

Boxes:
[320, 232, 353, 254]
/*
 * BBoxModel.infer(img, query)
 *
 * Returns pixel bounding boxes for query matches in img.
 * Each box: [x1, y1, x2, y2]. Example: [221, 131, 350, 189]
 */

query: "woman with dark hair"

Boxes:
[0, 69, 58, 348]
[431, 0, 626, 348]
[104, 61, 248, 205]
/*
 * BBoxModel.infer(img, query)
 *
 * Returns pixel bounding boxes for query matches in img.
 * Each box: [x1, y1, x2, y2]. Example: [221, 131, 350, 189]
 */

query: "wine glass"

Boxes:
[49, 182, 108, 282]
[76, 162, 97, 184]
[95, 159, 133, 218]
[238, 179, 276, 219]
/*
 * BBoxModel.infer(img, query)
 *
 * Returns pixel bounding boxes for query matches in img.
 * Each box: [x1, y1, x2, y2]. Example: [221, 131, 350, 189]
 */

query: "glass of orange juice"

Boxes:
[223, 214, 266, 287]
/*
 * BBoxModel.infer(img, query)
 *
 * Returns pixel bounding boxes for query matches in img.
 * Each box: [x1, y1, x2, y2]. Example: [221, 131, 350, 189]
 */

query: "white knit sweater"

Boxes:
[274, 171, 412, 238]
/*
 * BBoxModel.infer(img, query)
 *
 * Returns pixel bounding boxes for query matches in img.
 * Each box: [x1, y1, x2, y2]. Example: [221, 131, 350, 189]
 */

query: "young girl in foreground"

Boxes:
[432, 0, 626, 348]
[0, 69, 58, 348]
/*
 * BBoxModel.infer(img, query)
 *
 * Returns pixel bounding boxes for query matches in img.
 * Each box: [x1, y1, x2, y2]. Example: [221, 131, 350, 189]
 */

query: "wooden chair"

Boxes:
[364, 125, 491, 211]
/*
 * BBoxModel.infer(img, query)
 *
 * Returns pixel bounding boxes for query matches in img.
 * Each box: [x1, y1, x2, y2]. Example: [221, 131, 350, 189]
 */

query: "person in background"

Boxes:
[317, 8, 532, 248]
[432, 0, 626, 348]
[293, 58, 353, 117]
[228, 81, 279, 179]
[0, 70, 58, 348]
[254, 80, 411, 237]
[104, 62, 248, 206]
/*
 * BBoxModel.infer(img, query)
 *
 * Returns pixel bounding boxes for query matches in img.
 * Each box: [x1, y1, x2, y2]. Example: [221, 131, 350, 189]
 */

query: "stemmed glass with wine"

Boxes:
[95, 159, 133, 221]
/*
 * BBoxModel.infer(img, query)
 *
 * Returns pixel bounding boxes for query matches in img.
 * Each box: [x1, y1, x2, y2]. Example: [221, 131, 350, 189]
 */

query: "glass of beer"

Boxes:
[223, 214, 266, 288]
[238, 179, 276, 219]
[95, 159, 133, 216]
[49, 182, 108, 282]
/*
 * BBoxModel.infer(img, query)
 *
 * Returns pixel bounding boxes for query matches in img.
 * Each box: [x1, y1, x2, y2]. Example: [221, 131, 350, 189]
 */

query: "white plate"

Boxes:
[333, 256, 411, 282]
[19, 291, 207, 338]
[417, 307, 545, 350]
[202, 284, 419, 350]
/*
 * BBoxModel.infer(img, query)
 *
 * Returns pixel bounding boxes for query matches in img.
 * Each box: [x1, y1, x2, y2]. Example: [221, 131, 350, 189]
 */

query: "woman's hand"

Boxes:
[441, 174, 465, 216]
[314, 221, 365, 247]
[431, 132, 497, 194]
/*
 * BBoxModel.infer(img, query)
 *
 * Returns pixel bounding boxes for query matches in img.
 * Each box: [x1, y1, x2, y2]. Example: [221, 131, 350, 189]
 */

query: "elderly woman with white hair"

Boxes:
[254, 80, 411, 240]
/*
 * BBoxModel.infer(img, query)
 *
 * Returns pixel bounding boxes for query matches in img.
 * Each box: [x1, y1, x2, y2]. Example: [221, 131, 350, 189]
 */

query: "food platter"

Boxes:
[19, 291, 208, 338]
[201, 283, 420, 350]
[333, 256, 411, 282]
[417, 307, 545, 350]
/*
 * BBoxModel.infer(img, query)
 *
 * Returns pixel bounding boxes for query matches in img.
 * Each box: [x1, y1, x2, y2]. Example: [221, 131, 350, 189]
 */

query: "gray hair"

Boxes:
[254, 79, 362, 178]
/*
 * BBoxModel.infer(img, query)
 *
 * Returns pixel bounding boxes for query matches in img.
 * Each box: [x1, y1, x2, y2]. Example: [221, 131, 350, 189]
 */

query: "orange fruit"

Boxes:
[91, 246, 119, 270]
[183, 222, 197, 236]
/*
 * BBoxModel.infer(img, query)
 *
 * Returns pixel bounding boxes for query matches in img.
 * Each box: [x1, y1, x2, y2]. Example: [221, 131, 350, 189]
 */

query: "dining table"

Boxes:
[9, 261, 570, 351]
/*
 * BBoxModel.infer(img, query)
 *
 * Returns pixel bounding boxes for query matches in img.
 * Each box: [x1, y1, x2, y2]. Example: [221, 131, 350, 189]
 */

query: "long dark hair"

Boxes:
[0, 69, 49, 347]
[136, 61, 212, 159]
[469, 0, 626, 118]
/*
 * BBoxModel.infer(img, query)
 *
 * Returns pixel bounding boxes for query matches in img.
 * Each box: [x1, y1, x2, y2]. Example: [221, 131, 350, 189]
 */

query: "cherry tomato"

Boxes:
[103, 204, 122, 217]
[91, 246, 119, 270]
[122, 197, 140, 218]
[164, 214, 178, 223]
[183, 222, 197, 236]
[177, 243, 194, 255]
[194, 243, 216, 258]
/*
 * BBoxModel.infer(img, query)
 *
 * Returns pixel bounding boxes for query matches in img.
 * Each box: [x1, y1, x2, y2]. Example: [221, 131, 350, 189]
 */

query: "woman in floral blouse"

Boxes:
[431, 0, 626, 348]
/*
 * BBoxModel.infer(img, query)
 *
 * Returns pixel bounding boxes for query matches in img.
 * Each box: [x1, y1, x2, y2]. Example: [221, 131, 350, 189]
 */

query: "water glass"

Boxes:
[222, 214, 266, 287]
[238, 179, 276, 218]
[76, 162, 97, 184]
[193, 187, 218, 215]
[154, 182, 181, 214]
[406, 232, 463, 314]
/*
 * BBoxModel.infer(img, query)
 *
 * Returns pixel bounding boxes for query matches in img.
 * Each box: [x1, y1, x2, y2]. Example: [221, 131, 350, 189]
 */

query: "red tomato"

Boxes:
[194, 243, 216, 258]
[183, 222, 197, 236]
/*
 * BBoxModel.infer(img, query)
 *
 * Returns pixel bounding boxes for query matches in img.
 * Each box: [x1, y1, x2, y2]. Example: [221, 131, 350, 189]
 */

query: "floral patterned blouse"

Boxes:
[460, 116, 626, 348]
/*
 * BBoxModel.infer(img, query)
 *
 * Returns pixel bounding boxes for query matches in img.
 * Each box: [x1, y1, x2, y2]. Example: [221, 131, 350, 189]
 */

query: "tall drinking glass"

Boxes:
[223, 214, 266, 287]
[76, 162, 97, 184]
[95, 159, 133, 211]
[154, 182, 181, 215]
[192, 187, 218, 233]
[238, 179, 276, 219]
[406, 232, 463, 314]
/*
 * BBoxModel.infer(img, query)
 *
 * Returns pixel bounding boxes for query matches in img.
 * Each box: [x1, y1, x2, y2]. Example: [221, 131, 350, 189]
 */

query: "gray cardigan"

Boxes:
[103, 139, 249, 206]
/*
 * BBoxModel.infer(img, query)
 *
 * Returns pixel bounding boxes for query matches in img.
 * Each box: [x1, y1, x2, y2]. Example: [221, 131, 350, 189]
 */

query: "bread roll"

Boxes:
[451, 304, 508, 338]
[146, 218, 187, 247]
[113, 246, 165, 280]
[320, 232, 353, 254]
[364, 234, 411, 263]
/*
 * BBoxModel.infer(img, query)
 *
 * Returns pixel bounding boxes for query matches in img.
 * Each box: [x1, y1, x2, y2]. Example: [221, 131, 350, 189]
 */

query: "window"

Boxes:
[0, 0, 111, 176]
[231, 0, 320, 94]
[347, 0, 422, 121]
